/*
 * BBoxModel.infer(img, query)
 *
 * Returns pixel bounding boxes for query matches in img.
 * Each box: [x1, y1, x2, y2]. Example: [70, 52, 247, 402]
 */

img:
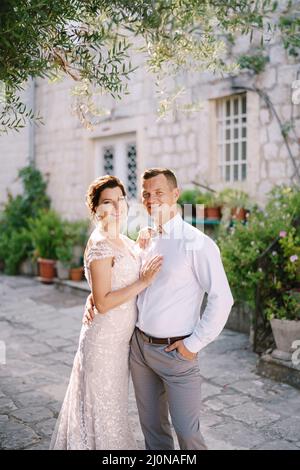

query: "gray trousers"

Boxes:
[130, 328, 207, 450]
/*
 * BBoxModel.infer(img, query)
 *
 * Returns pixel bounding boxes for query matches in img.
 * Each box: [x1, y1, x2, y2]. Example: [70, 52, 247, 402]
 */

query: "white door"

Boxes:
[95, 134, 137, 199]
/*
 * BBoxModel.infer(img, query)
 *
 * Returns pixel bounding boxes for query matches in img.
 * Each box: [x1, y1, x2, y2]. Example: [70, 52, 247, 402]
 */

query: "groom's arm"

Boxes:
[83, 293, 95, 324]
[183, 235, 234, 354]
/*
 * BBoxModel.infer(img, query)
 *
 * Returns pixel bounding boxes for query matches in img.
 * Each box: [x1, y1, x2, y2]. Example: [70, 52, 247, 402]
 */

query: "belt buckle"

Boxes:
[149, 336, 153, 344]
[167, 338, 171, 345]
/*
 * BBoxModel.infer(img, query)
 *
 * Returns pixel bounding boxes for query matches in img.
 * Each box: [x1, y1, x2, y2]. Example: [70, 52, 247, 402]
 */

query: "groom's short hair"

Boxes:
[142, 168, 178, 189]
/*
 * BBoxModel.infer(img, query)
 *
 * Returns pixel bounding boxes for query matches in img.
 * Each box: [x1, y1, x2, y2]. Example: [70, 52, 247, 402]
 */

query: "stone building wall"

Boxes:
[0, 15, 299, 220]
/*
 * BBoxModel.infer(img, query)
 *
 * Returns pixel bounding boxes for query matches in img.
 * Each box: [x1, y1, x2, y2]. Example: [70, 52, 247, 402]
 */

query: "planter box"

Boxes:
[270, 318, 300, 361]
[56, 261, 70, 280]
[257, 353, 300, 390]
[19, 259, 38, 277]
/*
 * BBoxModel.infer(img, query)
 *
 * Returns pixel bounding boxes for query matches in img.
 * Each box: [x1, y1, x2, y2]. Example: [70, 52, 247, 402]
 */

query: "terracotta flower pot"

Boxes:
[231, 207, 247, 221]
[38, 258, 56, 284]
[70, 267, 84, 281]
[205, 206, 221, 220]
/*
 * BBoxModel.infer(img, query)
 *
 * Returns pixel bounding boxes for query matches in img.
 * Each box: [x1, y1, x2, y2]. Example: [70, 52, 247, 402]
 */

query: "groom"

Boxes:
[86, 167, 234, 450]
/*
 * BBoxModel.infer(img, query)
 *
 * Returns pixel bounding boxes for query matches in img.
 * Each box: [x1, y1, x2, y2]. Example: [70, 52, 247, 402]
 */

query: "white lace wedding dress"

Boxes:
[50, 231, 140, 450]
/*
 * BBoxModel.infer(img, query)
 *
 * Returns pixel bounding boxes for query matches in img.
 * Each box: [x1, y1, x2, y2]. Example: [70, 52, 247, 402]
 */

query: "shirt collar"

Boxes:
[154, 212, 183, 235]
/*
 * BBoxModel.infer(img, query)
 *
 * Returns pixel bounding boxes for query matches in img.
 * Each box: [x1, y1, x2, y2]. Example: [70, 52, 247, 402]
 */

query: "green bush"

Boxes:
[0, 165, 50, 274]
[0, 228, 32, 275]
[55, 219, 89, 266]
[217, 188, 251, 209]
[178, 189, 202, 205]
[0, 165, 91, 274]
[28, 209, 64, 260]
[55, 243, 73, 265]
[218, 185, 300, 321]
[64, 219, 90, 247]
[179, 189, 219, 208]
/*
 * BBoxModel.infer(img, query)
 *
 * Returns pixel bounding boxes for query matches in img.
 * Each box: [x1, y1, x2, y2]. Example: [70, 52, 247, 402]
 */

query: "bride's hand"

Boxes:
[136, 226, 156, 250]
[140, 255, 163, 286]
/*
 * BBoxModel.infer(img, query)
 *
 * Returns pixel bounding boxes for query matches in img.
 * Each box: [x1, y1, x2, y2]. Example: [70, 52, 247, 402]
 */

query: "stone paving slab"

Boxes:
[1, 274, 300, 450]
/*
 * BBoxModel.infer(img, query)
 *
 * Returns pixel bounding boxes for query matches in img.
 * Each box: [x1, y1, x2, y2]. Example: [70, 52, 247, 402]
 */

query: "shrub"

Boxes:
[218, 185, 300, 320]
[28, 209, 64, 260]
[0, 165, 50, 274]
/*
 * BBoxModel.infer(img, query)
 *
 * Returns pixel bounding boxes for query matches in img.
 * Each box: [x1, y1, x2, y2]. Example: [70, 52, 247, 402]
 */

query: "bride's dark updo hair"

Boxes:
[86, 175, 127, 216]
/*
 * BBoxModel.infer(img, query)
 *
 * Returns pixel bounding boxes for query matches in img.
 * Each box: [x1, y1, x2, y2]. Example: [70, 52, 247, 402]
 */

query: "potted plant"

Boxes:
[218, 188, 250, 221]
[200, 192, 222, 220]
[178, 189, 203, 225]
[64, 220, 89, 267]
[56, 243, 73, 280]
[29, 209, 63, 283]
[69, 263, 84, 281]
[265, 227, 300, 360]
[265, 293, 300, 361]
[280, 228, 300, 287]
[218, 185, 300, 352]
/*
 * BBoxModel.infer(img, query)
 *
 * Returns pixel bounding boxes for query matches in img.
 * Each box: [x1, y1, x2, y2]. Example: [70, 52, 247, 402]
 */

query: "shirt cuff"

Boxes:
[183, 335, 205, 354]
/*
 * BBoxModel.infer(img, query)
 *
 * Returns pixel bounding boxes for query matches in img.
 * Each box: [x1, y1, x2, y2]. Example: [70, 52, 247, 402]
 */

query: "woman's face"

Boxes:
[96, 186, 128, 228]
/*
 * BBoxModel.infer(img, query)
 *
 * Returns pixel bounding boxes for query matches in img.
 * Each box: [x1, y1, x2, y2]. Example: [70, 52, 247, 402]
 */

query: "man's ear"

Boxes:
[174, 187, 180, 202]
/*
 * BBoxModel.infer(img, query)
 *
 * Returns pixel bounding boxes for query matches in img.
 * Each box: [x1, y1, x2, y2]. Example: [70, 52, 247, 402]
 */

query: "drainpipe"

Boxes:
[28, 77, 35, 167]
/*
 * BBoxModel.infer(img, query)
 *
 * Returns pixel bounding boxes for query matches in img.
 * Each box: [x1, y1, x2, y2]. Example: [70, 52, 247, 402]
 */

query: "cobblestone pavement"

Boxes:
[1, 274, 300, 450]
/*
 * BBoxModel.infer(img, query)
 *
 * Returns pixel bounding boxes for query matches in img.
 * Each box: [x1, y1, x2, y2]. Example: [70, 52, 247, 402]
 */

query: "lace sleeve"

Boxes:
[85, 239, 114, 270]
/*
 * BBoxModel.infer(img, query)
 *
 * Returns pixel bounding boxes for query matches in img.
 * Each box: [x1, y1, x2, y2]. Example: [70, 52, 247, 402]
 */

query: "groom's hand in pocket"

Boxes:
[165, 340, 197, 361]
[83, 293, 95, 325]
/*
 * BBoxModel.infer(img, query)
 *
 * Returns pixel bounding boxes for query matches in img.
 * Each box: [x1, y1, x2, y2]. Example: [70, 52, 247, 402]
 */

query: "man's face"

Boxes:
[141, 174, 180, 223]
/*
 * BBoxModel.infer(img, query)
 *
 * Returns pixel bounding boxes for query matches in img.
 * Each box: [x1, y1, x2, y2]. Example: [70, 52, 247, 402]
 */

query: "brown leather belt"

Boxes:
[137, 328, 190, 345]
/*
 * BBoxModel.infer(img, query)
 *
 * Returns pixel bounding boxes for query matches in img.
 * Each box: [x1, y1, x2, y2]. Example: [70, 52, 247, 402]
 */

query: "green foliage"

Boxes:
[28, 209, 64, 260]
[217, 188, 251, 209]
[0, 165, 50, 274]
[218, 185, 300, 321]
[265, 293, 300, 321]
[56, 219, 90, 265]
[17, 166, 51, 218]
[0, 228, 32, 275]
[238, 53, 269, 74]
[178, 189, 202, 205]
[55, 242, 73, 265]
[0, 164, 90, 273]
[199, 192, 220, 208]
[178, 189, 220, 208]
[281, 120, 294, 138]
[28, 213, 90, 262]
[278, 2, 300, 57]
[64, 219, 90, 247]
[0, 0, 276, 132]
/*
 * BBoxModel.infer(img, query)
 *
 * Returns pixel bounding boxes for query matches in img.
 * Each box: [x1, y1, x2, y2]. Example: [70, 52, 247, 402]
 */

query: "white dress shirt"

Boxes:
[136, 213, 234, 353]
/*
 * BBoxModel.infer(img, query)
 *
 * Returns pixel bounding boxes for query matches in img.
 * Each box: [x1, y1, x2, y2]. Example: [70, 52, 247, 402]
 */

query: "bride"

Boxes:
[50, 175, 163, 450]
